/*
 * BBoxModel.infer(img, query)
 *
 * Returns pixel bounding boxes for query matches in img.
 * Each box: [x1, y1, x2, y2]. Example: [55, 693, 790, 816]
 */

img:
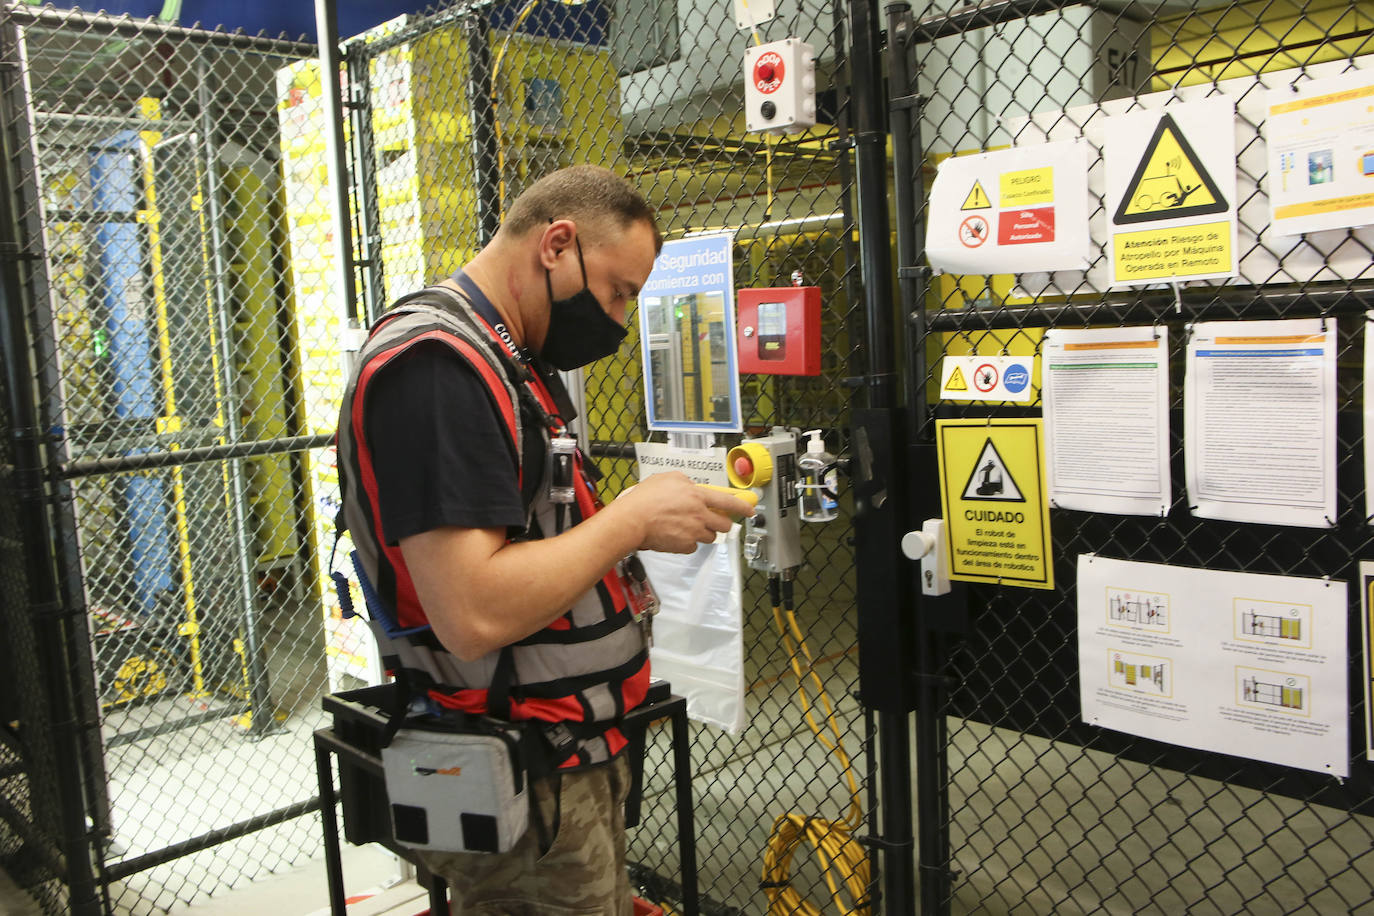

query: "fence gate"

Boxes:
[888, 0, 1374, 913]
[304, 0, 888, 913]
[0, 7, 337, 914]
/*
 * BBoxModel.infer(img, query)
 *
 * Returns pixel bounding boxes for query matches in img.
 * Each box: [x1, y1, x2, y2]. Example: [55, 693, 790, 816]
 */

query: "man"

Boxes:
[335, 165, 752, 913]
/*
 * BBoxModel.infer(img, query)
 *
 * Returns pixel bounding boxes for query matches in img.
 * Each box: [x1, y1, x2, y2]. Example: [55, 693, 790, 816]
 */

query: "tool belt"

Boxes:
[333, 548, 605, 855]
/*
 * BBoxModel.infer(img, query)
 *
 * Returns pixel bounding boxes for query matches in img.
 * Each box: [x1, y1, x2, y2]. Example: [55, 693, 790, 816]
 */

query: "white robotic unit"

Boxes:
[744, 38, 816, 134]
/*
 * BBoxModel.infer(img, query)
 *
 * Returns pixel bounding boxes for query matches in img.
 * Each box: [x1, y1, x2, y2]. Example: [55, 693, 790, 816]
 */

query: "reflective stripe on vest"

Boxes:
[335, 288, 648, 766]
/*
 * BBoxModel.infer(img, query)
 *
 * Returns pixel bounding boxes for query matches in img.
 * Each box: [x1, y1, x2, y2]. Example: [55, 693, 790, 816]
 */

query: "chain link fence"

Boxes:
[1, 0, 881, 913]
[890, 0, 1374, 912]
[14, 0, 1370, 913]
[338, 4, 872, 912]
[0, 6, 341, 913]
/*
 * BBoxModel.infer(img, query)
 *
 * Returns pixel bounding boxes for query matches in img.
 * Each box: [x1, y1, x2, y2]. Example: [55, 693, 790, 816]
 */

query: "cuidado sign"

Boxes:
[936, 418, 1053, 590]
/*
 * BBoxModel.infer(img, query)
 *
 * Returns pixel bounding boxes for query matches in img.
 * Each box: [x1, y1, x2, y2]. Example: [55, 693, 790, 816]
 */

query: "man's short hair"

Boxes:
[502, 165, 662, 253]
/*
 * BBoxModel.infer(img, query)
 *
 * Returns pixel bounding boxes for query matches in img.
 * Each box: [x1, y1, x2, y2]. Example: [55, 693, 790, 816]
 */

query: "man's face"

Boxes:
[573, 219, 659, 326]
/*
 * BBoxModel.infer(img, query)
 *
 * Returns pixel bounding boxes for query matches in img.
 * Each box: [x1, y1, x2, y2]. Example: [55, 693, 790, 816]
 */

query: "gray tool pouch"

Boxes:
[381, 726, 530, 854]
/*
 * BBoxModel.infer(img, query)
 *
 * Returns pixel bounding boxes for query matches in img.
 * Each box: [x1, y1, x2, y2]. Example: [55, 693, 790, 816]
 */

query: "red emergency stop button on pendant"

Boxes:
[753, 52, 784, 94]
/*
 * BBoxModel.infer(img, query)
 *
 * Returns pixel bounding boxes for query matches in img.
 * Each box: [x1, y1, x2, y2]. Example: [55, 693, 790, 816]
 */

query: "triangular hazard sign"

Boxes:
[961, 438, 1025, 502]
[961, 180, 991, 211]
[1114, 113, 1228, 225]
[945, 365, 968, 391]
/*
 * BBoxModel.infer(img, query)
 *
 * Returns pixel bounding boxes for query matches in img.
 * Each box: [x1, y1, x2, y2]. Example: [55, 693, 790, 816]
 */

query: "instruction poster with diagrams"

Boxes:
[1079, 556, 1347, 777]
[1265, 69, 1374, 236]
[1104, 96, 1238, 286]
[1185, 318, 1336, 527]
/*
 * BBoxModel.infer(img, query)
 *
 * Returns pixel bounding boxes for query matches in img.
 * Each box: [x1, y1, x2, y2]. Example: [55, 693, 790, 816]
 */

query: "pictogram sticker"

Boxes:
[962, 180, 992, 210]
[1114, 113, 1228, 224]
[1002, 363, 1030, 394]
[959, 215, 990, 248]
[961, 437, 1026, 502]
[945, 365, 969, 391]
[972, 362, 999, 393]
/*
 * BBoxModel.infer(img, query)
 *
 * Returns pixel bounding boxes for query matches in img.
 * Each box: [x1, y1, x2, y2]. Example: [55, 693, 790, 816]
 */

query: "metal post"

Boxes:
[197, 50, 277, 735]
[314, 739, 347, 916]
[11, 13, 112, 848]
[830, 0, 865, 385]
[886, 2, 926, 425]
[848, 1, 918, 914]
[466, 8, 501, 245]
[313, 0, 361, 327]
[7, 4, 315, 55]
[345, 44, 387, 323]
[852, 0, 897, 411]
[0, 17, 102, 915]
[671, 700, 699, 916]
[887, 4, 956, 912]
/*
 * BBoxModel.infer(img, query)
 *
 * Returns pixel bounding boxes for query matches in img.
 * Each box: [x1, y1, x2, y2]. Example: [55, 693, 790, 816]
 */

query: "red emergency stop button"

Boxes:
[757, 62, 775, 83]
[733, 454, 754, 479]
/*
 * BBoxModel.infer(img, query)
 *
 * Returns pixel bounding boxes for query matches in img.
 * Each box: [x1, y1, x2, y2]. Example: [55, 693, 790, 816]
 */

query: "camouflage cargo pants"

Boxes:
[416, 754, 634, 915]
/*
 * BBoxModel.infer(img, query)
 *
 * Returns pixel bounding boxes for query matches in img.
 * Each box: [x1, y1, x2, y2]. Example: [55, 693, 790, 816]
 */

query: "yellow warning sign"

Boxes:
[1000, 167, 1053, 208]
[961, 180, 991, 211]
[937, 419, 1053, 590]
[1115, 113, 1228, 224]
[1114, 220, 1231, 282]
[945, 365, 968, 391]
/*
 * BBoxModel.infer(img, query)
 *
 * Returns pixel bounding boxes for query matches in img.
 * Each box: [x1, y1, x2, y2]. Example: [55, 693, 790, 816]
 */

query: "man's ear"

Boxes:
[538, 219, 577, 270]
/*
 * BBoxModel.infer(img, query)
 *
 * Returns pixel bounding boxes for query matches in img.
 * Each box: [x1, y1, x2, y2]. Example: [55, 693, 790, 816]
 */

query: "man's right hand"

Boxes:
[614, 471, 755, 554]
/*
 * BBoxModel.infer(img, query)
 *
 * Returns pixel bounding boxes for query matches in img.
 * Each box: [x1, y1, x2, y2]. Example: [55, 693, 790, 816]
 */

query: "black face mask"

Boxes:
[539, 237, 627, 370]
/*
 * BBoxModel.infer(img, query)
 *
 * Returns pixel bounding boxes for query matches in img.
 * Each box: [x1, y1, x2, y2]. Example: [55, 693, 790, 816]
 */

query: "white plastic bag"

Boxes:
[640, 528, 746, 734]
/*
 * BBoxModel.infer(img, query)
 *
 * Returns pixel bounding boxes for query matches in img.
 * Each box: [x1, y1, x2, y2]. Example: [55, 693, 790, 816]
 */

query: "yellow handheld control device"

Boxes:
[696, 484, 760, 517]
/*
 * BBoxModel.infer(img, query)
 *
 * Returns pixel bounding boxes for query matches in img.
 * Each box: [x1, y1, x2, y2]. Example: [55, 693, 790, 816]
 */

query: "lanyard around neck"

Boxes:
[448, 271, 579, 428]
[452, 270, 530, 365]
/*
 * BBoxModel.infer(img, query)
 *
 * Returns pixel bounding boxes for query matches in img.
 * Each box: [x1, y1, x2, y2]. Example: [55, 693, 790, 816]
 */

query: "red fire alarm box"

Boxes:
[737, 286, 821, 376]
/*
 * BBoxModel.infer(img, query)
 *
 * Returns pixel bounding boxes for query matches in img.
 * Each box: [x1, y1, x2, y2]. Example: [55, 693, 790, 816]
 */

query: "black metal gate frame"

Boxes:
[884, 1, 1374, 914]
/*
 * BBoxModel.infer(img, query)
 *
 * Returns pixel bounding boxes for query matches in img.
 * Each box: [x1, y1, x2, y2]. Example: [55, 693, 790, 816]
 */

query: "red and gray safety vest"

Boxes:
[335, 285, 649, 768]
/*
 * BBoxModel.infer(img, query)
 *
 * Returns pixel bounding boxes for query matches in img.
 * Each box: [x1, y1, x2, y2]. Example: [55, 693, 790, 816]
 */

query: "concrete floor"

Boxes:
[9, 518, 1373, 915]
[0, 867, 44, 916]
[9, 666, 1374, 914]
[161, 845, 421, 916]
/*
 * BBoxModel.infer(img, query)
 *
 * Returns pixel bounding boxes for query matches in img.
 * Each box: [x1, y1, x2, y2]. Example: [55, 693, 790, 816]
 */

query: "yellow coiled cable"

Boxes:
[760, 579, 871, 915]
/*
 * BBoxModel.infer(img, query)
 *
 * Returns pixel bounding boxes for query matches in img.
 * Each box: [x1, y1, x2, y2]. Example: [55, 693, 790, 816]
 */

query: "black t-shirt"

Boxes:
[363, 340, 544, 545]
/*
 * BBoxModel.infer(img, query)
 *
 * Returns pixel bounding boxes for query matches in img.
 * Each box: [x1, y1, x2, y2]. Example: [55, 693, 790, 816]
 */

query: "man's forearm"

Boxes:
[400, 500, 646, 661]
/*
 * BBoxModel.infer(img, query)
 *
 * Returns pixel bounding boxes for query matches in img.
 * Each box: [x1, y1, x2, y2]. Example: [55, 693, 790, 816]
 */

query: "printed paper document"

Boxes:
[1044, 326, 1170, 515]
[1184, 319, 1335, 527]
